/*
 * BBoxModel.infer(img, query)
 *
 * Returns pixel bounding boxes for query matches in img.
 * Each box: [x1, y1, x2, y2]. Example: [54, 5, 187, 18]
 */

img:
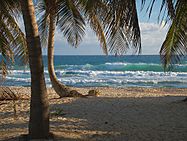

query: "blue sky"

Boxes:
[42, 1, 169, 55]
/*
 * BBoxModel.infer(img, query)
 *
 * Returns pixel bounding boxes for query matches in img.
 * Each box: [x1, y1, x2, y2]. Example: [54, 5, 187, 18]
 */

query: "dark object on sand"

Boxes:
[88, 89, 100, 96]
[0, 87, 18, 101]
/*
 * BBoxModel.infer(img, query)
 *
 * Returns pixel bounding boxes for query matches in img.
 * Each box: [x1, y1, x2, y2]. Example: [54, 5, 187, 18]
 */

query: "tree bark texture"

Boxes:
[20, 0, 49, 139]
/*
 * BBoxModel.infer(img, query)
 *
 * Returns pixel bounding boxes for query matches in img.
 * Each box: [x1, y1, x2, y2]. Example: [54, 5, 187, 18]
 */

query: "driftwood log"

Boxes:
[0, 87, 18, 101]
[0, 87, 30, 101]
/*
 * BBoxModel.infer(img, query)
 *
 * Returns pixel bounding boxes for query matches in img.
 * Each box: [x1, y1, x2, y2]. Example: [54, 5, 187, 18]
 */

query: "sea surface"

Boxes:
[2, 55, 187, 88]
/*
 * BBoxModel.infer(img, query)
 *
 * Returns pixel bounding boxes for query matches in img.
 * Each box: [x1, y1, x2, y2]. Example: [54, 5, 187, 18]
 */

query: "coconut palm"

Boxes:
[0, 0, 28, 79]
[0, 0, 141, 138]
[1, 0, 186, 140]
[37, 0, 86, 97]
[0, 0, 49, 139]
[160, 0, 187, 102]
[159, 0, 187, 68]
[37, 0, 141, 97]
[140, 0, 187, 67]
[20, 0, 49, 139]
[142, 0, 187, 101]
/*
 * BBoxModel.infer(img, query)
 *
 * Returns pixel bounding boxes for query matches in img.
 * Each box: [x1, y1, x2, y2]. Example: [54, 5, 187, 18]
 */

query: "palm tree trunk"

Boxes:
[48, 2, 82, 97]
[21, 0, 49, 139]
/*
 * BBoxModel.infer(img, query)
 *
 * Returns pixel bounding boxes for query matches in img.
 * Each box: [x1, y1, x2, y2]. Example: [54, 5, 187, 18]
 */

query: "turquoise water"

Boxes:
[2, 55, 187, 88]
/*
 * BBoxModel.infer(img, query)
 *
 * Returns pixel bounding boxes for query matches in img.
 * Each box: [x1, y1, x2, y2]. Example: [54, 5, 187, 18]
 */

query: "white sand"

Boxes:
[0, 87, 187, 141]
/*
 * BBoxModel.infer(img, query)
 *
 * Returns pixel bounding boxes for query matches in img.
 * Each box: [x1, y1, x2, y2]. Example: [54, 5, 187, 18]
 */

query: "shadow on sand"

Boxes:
[1, 96, 187, 141]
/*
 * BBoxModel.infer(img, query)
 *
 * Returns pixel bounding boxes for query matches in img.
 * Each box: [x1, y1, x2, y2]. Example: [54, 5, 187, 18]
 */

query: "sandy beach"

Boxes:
[0, 86, 187, 141]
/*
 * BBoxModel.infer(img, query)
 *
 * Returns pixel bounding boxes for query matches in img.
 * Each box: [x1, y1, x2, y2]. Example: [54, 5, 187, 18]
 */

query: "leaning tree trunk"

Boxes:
[48, 2, 82, 97]
[21, 0, 49, 139]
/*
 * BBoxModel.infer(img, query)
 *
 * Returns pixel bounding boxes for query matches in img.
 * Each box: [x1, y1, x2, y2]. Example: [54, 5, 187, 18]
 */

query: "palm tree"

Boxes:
[0, 0, 141, 139]
[160, 0, 187, 102]
[0, 0, 49, 139]
[20, 0, 50, 139]
[159, 0, 187, 68]
[140, 0, 187, 68]
[1, 0, 186, 140]
[37, 0, 141, 97]
[0, 0, 28, 79]
[142, 0, 187, 101]
[37, 0, 85, 97]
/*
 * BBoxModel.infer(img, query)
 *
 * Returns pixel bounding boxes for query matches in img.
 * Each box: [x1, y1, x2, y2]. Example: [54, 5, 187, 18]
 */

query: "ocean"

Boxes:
[2, 55, 187, 88]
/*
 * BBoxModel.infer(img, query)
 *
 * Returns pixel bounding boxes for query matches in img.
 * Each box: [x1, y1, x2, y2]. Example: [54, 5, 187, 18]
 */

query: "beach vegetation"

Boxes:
[141, 0, 187, 69]
[159, 1, 187, 69]
[0, 0, 28, 79]
[144, 0, 187, 101]
[0, 0, 187, 140]
[0, 0, 49, 139]
[37, 0, 187, 100]
[37, 0, 141, 97]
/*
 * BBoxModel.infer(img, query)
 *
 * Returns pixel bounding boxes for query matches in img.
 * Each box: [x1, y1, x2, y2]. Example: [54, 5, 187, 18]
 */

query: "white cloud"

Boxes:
[140, 22, 168, 54]
[140, 22, 161, 33]
[53, 22, 169, 55]
[83, 27, 98, 45]
[54, 26, 101, 55]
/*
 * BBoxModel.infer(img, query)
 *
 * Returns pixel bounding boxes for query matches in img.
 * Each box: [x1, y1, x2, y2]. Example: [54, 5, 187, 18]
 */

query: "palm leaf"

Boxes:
[0, 1, 28, 78]
[160, 0, 187, 69]
[104, 0, 141, 55]
[82, 0, 108, 54]
[56, 0, 85, 47]
[141, 0, 177, 26]
[36, 0, 50, 48]
[89, 14, 108, 55]
[0, 12, 28, 65]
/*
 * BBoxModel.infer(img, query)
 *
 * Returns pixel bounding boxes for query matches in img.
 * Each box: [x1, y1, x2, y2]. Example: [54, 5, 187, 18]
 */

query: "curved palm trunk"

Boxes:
[21, 0, 49, 139]
[48, 4, 81, 97]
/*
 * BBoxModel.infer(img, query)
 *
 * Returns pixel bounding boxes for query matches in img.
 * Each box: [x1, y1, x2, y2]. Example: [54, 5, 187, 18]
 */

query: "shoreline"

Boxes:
[0, 86, 187, 140]
[1, 86, 187, 97]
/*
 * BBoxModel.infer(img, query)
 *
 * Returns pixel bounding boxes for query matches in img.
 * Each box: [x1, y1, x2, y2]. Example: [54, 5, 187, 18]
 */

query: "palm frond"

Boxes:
[0, 30, 14, 64]
[0, 28, 14, 79]
[1, 11, 28, 65]
[82, 0, 108, 54]
[56, 0, 85, 47]
[141, 0, 176, 23]
[104, 0, 141, 55]
[160, 0, 187, 69]
[36, 0, 50, 48]
[38, 14, 50, 48]
[89, 14, 108, 55]
[108, 28, 129, 55]
[0, 0, 21, 18]
[0, 1, 28, 78]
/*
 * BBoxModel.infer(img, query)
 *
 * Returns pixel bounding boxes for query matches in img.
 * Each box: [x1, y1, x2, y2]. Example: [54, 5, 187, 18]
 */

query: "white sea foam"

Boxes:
[3, 61, 187, 88]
